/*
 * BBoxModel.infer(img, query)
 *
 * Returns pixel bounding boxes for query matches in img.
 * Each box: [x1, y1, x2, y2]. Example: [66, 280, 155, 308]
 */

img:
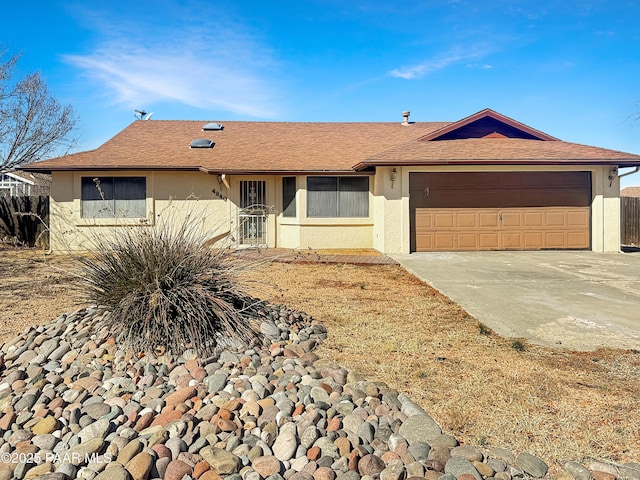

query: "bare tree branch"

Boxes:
[0, 48, 78, 171]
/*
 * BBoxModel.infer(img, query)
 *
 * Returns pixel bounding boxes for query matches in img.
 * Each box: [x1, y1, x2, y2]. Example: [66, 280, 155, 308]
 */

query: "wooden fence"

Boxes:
[0, 195, 49, 247]
[621, 196, 640, 246]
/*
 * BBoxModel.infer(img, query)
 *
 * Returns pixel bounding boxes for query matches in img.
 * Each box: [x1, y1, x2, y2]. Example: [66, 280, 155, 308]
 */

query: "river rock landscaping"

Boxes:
[1, 305, 639, 480]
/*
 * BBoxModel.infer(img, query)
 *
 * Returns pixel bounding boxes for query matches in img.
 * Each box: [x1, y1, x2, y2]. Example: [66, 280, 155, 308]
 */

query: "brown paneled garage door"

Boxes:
[410, 172, 592, 252]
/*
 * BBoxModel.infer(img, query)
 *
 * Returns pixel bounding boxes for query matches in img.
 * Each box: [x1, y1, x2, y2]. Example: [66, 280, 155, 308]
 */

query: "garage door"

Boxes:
[410, 172, 591, 252]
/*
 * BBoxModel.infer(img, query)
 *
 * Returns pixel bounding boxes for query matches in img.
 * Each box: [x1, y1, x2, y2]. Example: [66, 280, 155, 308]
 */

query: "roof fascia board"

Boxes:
[353, 159, 640, 170]
[22, 165, 372, 175]
[200, 168, 372, 176]
[19, 166, 202, 173]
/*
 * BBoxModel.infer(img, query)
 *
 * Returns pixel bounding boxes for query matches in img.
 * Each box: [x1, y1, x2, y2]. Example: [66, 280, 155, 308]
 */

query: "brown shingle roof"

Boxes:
[621, 186, 640, 197]
[22, 120, 449, 173]
[4, 170, 51, 186]
[21, 114, 640, 174]
[354, 137, 640, 170]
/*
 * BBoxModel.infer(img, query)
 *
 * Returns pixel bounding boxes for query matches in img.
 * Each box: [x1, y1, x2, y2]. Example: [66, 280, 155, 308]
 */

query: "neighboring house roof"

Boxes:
[3, 170, 51, 186]
[2, 171, 34, 185]
[621, 187, 640, 197]
[0, 170, 51, 196]
[20, 120, 449, 174]
[20, 109, 640, 174]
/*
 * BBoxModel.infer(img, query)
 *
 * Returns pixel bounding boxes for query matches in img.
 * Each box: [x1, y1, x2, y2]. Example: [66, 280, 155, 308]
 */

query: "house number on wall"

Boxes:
[212, 188, 228, 201]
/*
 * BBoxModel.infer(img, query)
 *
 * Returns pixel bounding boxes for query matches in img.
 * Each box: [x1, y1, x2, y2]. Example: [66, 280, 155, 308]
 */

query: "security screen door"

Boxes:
[238, 180, 267, 247]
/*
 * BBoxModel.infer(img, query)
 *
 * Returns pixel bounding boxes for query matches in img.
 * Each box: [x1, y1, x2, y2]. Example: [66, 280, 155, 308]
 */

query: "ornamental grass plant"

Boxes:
[75, 214, 264, 357]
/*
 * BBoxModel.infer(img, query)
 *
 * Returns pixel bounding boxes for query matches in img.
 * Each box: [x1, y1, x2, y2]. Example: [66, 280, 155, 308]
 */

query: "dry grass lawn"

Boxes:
[1, 246, 639, 473]
[0, 248, 81, 341]
[243, 261, 640, 472]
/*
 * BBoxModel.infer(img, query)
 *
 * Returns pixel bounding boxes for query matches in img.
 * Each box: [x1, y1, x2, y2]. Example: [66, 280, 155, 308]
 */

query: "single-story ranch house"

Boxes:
[21, 108, 640, 254]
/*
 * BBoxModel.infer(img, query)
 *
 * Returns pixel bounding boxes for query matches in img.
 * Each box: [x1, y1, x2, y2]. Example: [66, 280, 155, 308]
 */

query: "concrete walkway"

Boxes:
[392, 251, 640, 351]
[233, 248, 398, 265]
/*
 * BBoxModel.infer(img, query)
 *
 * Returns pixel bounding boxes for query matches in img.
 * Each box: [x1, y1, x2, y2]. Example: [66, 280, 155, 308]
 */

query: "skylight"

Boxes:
[202, 123, 224, 131]
[189, 139, 215, 148]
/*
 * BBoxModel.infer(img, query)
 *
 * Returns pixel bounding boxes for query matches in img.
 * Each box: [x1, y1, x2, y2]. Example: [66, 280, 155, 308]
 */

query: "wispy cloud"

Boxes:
[63, 4, 281, 118]
[388, 44, 494, 80]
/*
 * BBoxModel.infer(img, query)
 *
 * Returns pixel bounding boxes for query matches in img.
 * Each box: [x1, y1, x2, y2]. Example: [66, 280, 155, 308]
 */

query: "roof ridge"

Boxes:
[130, 119, 449, 125]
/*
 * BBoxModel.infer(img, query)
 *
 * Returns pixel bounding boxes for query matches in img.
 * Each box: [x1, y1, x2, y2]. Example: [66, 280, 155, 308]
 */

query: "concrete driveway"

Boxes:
[392, 251, 640, 351]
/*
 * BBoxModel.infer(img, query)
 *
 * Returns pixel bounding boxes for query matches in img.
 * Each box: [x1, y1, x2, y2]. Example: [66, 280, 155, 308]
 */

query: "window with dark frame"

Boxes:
[282, 177, 297, 217]
[81, 177, 146, 218]
[307, 176, 369, 218]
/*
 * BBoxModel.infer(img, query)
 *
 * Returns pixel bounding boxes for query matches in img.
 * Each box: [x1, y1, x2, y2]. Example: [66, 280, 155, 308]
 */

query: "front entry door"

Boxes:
[238, 180, 267, 247]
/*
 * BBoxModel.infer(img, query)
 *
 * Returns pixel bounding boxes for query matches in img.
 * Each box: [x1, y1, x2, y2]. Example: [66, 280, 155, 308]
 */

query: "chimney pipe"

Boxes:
[402, 111, 410, 125]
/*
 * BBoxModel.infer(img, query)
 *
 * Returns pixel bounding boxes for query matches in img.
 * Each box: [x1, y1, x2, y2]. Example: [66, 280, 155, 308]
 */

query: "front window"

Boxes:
[81, 177, 146, 218]
[307, 176, 369, 217]
[282, 177, 297, 217]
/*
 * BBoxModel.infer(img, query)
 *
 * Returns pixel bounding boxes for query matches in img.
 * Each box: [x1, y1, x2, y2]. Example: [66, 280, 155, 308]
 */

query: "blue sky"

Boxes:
[3, 0, 640, 186]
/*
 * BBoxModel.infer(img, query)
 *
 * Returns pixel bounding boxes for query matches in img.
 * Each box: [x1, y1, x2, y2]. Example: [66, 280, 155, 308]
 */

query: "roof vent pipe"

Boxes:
[402, 111, 410, 125]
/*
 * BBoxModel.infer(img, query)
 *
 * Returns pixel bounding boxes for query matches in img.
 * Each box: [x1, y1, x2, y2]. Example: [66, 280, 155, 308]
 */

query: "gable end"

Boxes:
[430, 116, 546, 140]
[418, 108, 559, 142]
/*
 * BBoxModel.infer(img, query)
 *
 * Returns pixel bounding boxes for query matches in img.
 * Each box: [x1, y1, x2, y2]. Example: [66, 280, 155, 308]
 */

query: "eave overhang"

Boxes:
[19, 165, 203, 174]
[353, 158, 640, 171]
[199, 167, 372, 176]
[19, 164, 373, 176]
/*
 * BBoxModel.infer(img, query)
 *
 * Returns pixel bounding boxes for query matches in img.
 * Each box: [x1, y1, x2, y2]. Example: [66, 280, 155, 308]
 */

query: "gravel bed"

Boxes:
[1, 305, 639, 480]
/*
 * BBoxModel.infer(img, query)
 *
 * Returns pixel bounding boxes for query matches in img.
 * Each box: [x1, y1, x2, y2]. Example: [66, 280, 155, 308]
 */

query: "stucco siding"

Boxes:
[298, 224, 373, 249]
[285, 175, 375, 250]
[49, 171, 232, 252]
[592, 166, 621, 252]
[373, 165, 621, 254]
[372, 167, 403, 253]
[278, 224, 302, 249]
[48, 166, 622, 254]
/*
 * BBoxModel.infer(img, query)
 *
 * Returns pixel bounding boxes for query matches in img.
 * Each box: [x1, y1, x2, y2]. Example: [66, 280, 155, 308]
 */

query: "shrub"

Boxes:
[478, 322, 491, 336]
[75, 216, 264, 357]
[511, 338, 526, 352]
